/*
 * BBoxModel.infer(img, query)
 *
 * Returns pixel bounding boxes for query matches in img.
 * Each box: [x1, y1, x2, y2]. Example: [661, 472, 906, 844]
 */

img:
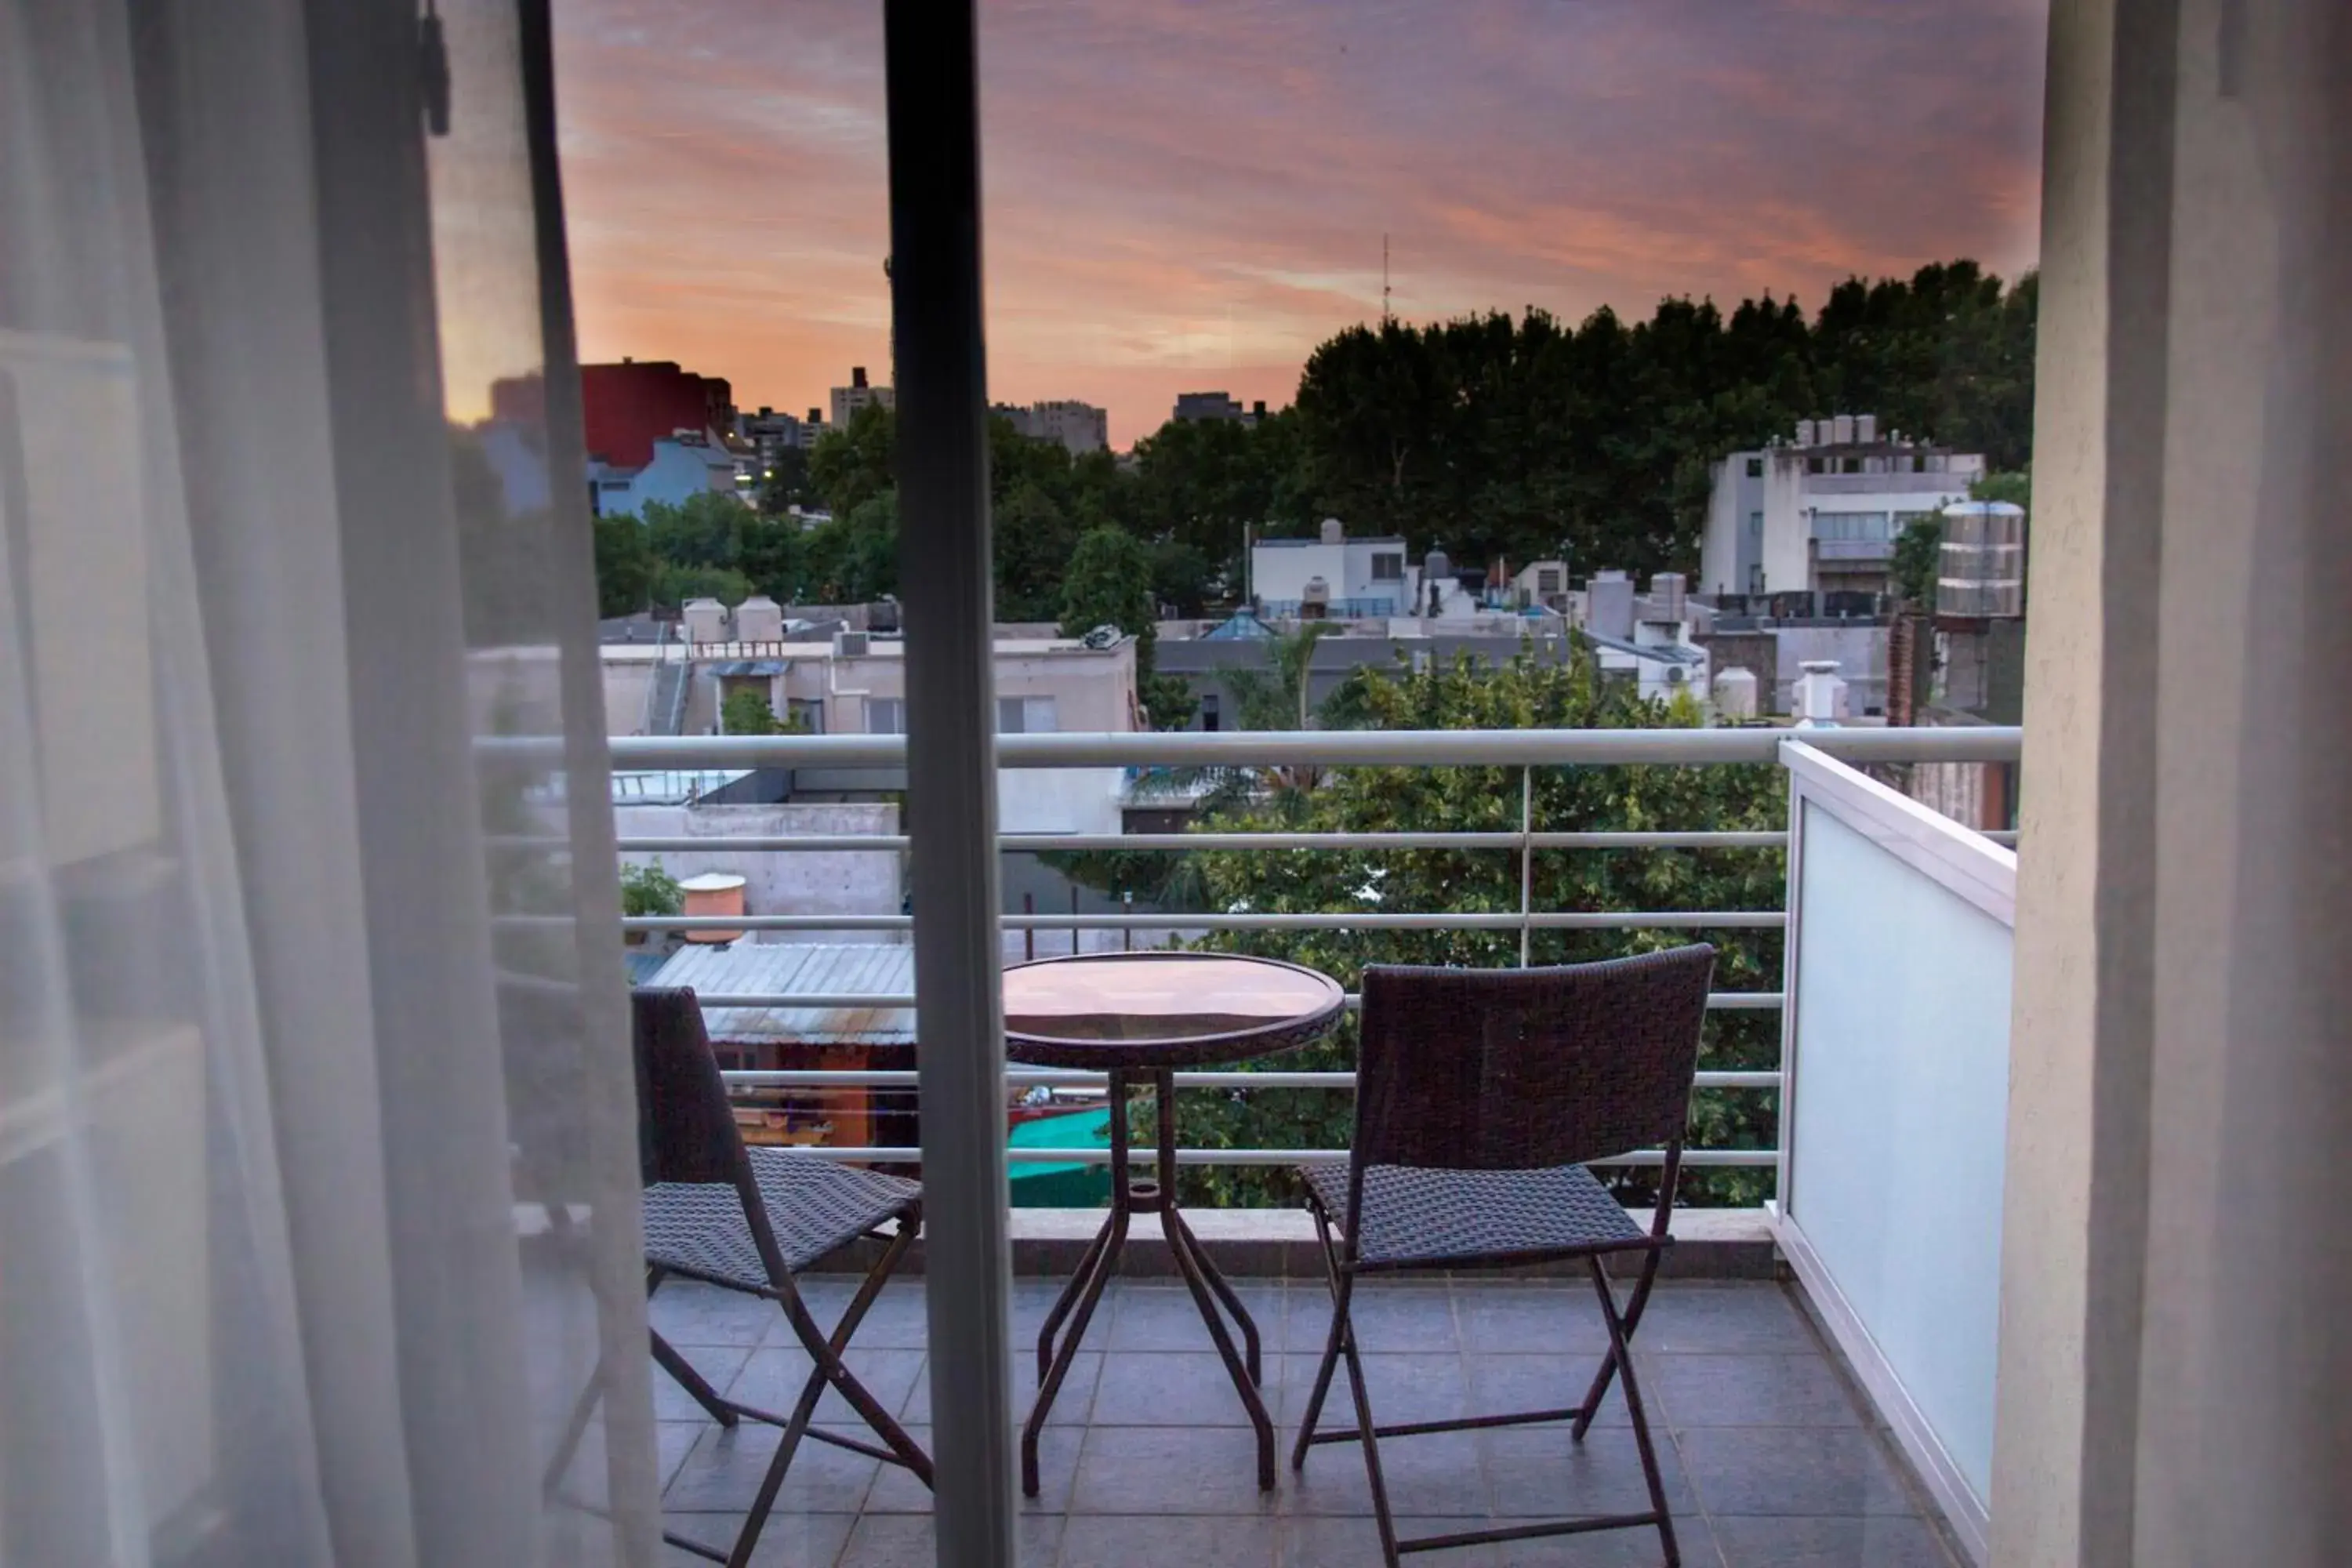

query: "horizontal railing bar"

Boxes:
[719, 1068, 1783, 1090]
[717, 1145, 1773, 1168]
[624, 910, 1784, 932]
[612, 829, 1788, 854]
[606, 724, 2022, 772]
[681, 990, 1783, 1013]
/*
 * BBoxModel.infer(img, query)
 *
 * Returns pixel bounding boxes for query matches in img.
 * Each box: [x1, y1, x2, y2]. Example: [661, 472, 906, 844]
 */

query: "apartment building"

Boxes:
[992, 398, 1109, 456]
[828, 365, 895, 427]
[1701, 416, 1985, 598]
[1248, 517, 1411, 617]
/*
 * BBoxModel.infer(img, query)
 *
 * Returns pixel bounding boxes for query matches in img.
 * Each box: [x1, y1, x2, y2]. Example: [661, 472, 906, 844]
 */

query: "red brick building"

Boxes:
[576, 359, 733, 469]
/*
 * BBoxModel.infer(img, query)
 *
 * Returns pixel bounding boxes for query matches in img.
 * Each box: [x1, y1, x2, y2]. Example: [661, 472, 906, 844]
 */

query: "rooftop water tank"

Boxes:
[681, 597, 730, 645]
[1712, 666, 1759, 721]
[678, 872, 748, 945]
[734, 593, 784, 643]
[1301, 576, 1331, 619]
[1936, 501, 2027, 618]
[1831, 414, 1857, 445]
[1319, 517, 1345, 544]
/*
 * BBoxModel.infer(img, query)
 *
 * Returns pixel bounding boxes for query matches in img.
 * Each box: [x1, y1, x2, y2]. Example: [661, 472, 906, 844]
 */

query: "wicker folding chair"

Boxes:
[550, 986, 933, 1566]
[1290, 946, 1717, 1567]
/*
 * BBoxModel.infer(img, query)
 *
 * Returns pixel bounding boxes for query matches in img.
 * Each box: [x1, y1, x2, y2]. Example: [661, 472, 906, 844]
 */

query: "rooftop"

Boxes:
[649, 943, 916, 1047]
[633, 1272, 1964, 1566]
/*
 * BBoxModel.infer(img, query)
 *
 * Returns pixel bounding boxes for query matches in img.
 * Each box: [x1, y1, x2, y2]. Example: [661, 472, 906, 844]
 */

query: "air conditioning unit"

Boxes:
[833, 630, 869, 658]
[1666, 666, 1690, 684]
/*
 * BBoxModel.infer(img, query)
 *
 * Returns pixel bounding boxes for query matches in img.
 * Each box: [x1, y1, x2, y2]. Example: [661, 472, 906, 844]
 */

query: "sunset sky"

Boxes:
[554, 0, 2048, 448]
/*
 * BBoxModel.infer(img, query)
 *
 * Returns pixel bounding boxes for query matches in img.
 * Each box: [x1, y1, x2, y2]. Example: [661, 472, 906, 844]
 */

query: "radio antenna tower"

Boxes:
[1381, 234, 1392, 325]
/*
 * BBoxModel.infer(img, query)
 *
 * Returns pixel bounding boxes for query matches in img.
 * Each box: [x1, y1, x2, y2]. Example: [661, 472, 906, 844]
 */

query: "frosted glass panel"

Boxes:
[1788, 800, 2012, 1505]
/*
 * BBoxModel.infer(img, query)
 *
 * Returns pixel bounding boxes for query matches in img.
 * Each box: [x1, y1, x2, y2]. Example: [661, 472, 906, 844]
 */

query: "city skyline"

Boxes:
[554, 0, 2048, 448]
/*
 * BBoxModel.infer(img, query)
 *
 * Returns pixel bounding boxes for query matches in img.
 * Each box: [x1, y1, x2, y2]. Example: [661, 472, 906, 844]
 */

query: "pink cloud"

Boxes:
[556, 0, 2047, 446]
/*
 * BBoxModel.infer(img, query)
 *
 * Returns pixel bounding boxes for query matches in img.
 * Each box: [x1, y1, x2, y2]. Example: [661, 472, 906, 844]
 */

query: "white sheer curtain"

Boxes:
[0, 2, 657, 1564]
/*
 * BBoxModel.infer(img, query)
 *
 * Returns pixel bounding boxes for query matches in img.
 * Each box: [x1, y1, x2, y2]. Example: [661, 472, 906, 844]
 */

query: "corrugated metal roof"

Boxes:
[707, 659, 789, 677]
[1582, 630, 1705, 666]
[648, 942, 915, 1046]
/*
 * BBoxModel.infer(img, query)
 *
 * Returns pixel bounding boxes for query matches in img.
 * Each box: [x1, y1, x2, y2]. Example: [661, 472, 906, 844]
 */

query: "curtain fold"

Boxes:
[0, 1, 656, 1563]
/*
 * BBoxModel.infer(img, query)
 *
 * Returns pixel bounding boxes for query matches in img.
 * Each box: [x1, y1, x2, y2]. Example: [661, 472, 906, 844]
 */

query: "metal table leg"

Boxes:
[1151, 1067, 1276, 1489]
[1020, 1065, 1277, 1494]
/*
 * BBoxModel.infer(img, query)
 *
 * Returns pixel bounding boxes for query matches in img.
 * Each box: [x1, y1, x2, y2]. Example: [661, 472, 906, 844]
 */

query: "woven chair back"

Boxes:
[1352, 946, 1717, 1172]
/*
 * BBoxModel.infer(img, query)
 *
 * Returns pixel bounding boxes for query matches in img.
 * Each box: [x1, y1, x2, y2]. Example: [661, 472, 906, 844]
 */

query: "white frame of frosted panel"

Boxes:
[1771, 738, 2016, 1566]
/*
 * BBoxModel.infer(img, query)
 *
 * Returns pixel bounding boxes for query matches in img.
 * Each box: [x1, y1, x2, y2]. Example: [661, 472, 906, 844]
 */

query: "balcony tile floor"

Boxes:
[642, 1275, 1962, 1566]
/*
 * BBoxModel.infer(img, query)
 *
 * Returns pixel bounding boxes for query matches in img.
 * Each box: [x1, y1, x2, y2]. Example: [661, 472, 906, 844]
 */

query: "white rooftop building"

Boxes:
[1702, 416, 1986, 599]
[1248, 519, 1411, 619]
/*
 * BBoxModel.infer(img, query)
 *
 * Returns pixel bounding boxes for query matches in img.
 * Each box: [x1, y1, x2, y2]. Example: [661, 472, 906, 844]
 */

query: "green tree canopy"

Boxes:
[592, 514, 655, 617]
[1058, 526, 1155, 641]
[720, 687, 789, 735]
[1151, 645, 1788, 1210]
[808, 402, 896, 515]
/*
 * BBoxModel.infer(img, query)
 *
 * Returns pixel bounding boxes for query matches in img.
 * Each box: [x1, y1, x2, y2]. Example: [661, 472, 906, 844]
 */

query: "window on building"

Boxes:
[1745, 457, 1763, 477]
[787, 699, 826, 734]
[1370, 553, 1403, 581]
[865, 697, 906, 734]
[1813, 510, 1893, 541]
[1748, 510, 1764, 537]
[1537, 568, 1562, 593]
[996, 696, 1058, 733]
[1199, 693, 1219, 732]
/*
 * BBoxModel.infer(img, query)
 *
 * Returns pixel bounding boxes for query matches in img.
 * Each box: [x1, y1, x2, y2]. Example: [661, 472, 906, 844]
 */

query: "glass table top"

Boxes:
[1001, 953, 1345, 1065]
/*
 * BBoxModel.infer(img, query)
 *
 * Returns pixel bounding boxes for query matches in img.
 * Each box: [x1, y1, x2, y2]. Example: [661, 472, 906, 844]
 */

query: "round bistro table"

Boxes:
[1003, 951, 1346, 1496]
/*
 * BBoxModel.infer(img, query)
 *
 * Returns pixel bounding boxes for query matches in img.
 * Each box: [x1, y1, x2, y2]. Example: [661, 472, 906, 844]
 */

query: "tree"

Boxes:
[996, 481, 1082, 622]
[1969, 468, 2033, 512]
[641, 490, 752, 569]
[808, 403, 896, 515]
[754, 445, 813, 514]
[1892, 518, 1941, 608]
[1132, 646, 1788, 1210]
[651, 563, 751, 608]
[1058, 527, 1155, 641]
[1059, 525, 1196, 728]
[804, 492, 899, 603]
[720, 687, 789, 735]
[619, 862, 684, 918]
[593, 514, 655, 617]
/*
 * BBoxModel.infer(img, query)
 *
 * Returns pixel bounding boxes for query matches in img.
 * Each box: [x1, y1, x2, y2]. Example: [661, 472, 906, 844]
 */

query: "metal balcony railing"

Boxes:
[608, 725, 2022, 1178]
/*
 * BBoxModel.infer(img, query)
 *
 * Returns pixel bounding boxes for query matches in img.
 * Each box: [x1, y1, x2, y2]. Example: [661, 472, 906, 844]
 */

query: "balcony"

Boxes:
[611, 724, 2020, 1565]
[643, 1275, 1953, 1566]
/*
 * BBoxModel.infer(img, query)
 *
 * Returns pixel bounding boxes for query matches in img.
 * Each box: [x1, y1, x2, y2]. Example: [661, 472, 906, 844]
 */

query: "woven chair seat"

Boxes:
[645, 1148, 920, 1288]
[1300, 1159, 1646, 1267]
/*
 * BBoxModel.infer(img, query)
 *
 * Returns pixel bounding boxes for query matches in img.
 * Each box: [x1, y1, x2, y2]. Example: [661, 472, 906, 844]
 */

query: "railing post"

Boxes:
[1519, 764, 1534, 967]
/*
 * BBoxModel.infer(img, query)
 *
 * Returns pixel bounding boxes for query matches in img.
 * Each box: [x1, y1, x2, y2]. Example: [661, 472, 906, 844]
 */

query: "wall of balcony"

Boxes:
[608, 724, 2020, 1562]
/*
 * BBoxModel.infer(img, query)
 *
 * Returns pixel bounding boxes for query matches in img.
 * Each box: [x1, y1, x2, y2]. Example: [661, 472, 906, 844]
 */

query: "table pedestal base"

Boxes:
[1022, 1065, 1275, 1495]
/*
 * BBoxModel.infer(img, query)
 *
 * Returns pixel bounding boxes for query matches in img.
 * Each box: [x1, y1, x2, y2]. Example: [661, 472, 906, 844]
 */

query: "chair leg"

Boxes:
[1586, 1256, 1680, 1568]
[724, 1215, 932, 1568]
[1290, 1202, 1349, 1471]
[651, 1329, 741, 1428]
[1571, 1247, 1662, 1442]
[540, 1354, 608, 1501]
[1334, 1271, 1403, 1568]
